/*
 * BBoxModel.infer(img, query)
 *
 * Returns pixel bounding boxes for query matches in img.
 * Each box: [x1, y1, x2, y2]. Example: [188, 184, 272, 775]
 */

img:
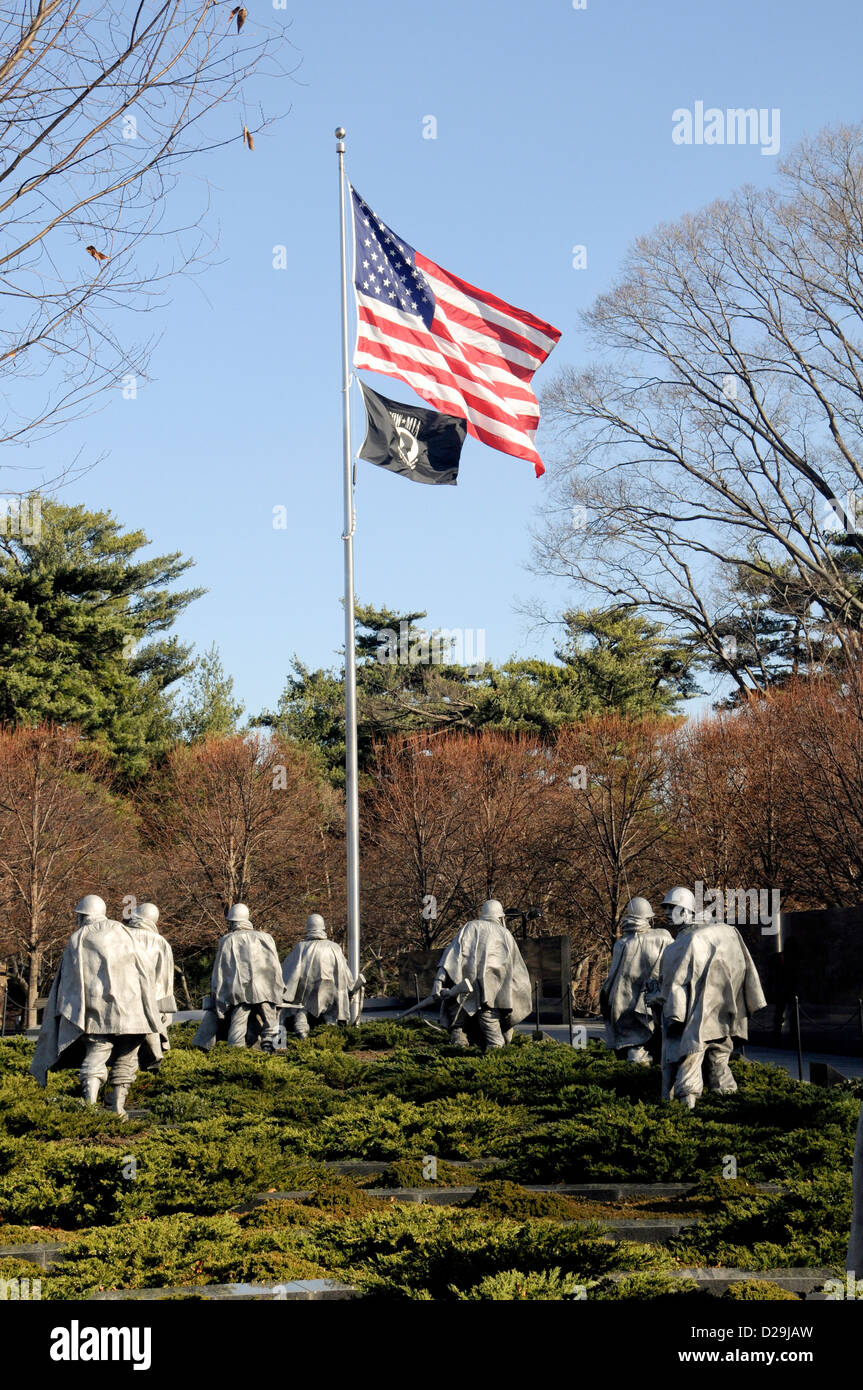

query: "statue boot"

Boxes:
[82, 1077, 101, 1105]
[110, 1085, 130, 1118]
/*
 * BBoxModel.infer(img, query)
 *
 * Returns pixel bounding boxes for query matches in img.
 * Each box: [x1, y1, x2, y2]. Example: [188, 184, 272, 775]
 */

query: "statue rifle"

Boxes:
[397, 977, 474, 1021]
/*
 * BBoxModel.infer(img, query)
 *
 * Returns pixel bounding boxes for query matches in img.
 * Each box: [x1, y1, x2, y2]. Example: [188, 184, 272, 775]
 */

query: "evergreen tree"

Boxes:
[0, 499, 202, 776]
[557, 608, 698, 715]
[177, 644, 245, 742]
[472, 659, 598, 734]
[704, 557, 836, 703]
[261, 601, 695, 783]
[261, 604, 484, 784]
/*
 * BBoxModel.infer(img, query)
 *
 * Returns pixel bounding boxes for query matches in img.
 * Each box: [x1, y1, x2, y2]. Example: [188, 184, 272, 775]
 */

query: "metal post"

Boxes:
[414, 974, 420, 1006]
[0, 969, 7, 1037]
[336, 126, 361, 980]
[793, 994, 804, 1082]
[566, 982, 573, 1048]
[858, 997, 863, 1065]
[533, 980, 541, 1037]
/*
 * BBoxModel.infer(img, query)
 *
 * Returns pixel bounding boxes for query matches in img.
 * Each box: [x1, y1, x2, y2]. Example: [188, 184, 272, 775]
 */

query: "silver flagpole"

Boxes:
[336, 126, 361, 981]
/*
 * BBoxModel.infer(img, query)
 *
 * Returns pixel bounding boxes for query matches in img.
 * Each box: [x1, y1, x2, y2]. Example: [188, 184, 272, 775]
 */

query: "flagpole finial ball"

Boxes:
[335, 127, 346, 140]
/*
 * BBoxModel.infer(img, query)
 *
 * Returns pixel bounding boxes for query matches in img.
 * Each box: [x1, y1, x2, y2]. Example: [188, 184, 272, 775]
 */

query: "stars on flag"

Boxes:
[352, 189, 435, 327]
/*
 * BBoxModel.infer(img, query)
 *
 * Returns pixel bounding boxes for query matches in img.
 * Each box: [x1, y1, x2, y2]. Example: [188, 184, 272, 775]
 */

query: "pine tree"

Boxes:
[557, 608, 698, 715]
[704, 558, 836, 702]
[261, 601, 696, 783]
[0, 498, 202, 776]
[178, 644, 245, 742]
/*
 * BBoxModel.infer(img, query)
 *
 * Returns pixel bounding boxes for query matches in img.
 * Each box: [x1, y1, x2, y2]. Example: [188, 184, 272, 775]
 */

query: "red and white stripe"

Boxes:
[354, 254, 560, 478]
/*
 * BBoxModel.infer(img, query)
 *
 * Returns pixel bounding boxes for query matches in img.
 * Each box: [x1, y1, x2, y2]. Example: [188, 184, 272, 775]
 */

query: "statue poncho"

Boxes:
[282, 935, 354, 1021]
[600, 921, 672, 1049]
[210, 925, 284, 1017]
[30, 918, 173, 1086]
[434, 918, 532, 1023]
[661, 921, 767, 1055]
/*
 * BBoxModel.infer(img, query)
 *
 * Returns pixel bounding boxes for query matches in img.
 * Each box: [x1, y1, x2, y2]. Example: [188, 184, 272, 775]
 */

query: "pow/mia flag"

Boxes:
[358, 383, 465, 485]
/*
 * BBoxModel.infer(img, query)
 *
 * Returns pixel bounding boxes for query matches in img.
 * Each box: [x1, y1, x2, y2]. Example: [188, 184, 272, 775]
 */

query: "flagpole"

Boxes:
[336, 126, 361, 982]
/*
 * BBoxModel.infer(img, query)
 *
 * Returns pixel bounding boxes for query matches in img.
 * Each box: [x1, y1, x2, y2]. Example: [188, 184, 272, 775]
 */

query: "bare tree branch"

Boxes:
[0, 0, 293, 473]
[534, 124, 863, 678]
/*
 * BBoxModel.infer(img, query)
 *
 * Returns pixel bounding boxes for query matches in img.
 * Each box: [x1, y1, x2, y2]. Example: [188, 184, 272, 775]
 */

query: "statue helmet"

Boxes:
[305, 913, 327, 939]
[662, 886, 697, 925]
[226, 902, 250, 924]
[75, 894, 106, 918]
[478, 899, 505, 924]
[131, 901, 160, 929]
[623, 896, 653, 922]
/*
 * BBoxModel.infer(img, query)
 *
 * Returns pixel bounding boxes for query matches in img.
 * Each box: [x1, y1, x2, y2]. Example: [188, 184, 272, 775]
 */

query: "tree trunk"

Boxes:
[26, 946, 42, 1029]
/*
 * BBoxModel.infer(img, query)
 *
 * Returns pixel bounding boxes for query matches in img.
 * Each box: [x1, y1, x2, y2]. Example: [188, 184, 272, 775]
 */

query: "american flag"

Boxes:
[350, 187, 561, 478]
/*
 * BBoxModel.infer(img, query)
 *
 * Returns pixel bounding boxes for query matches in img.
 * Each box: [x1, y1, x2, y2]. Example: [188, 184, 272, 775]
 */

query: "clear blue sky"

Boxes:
[21, 0, 863, 717]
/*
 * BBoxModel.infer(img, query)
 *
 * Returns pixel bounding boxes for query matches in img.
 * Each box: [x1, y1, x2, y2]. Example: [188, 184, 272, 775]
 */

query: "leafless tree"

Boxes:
[534, 123, 863, 690]
[0, 724, 136, 1025]
[364, 734, 475, 951]
[137, 733, 342, 953]
[775, 667, 863, 904]
[553, 716, 672, 953]
[664, 699, 799, 900]
[0, 1, 289, 477]
[364, 731, 576, 953]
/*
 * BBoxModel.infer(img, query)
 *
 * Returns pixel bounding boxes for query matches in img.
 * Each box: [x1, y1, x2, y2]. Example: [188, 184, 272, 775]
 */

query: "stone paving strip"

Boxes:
[88, 1279, 360, 1301]
[235, 1179, 781, 1211]
[0, 1241, 69, 1269]
[326, 1158, 498, 1174]
[624, 1268, 839, 1299]
[84, 1269, 837, 1301]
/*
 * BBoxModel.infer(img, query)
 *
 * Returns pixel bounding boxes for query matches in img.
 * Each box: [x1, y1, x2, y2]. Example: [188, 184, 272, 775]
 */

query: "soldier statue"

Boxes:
[599, 896, 672, 1064]
[281, 913, 361, 1038]
[432, 899, 531, 1050]
[193, 903, 284, 1052]
[31, 895, 175, 1116]
[657, 892, 766, 1107]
